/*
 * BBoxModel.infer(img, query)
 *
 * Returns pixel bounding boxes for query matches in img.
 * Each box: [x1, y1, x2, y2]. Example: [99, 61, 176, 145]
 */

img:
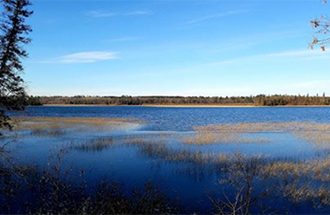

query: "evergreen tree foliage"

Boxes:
[0, 0, 32, 135]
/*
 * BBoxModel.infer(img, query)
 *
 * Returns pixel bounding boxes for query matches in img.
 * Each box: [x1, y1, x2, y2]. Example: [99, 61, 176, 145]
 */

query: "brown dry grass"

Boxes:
[183, 122, 330, 145]
[263, 158, 330, 182]
[11, 117, 144, 136]
[182, 132, 270, 145]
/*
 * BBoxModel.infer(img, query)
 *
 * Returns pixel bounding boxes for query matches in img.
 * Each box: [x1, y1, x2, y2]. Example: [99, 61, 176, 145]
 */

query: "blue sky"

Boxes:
[21, 0, 330, 96]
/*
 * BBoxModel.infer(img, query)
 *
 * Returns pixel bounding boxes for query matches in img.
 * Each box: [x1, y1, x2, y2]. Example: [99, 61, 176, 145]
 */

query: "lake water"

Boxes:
[4, 106, 330, 213]
[15, 106, 330, 130]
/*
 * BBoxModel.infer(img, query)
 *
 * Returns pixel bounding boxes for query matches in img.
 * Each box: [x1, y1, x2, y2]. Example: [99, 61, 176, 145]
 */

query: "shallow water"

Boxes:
[4, 106, 330, 213]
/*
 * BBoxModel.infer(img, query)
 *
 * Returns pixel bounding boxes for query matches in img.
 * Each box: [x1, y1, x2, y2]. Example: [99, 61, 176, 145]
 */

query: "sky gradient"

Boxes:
[19, 0, 330, 96]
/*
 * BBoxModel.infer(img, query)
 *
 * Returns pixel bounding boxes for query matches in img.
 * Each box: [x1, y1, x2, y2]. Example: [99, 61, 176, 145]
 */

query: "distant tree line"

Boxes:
[26, 94, 330, 107]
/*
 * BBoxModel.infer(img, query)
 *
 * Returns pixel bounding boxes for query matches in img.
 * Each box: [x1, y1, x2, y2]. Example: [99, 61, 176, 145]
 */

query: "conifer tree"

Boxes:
[0, 0, 32, 135]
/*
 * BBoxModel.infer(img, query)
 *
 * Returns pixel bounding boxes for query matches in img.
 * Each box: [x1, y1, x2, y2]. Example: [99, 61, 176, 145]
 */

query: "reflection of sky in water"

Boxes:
[4, 106, 330, 213]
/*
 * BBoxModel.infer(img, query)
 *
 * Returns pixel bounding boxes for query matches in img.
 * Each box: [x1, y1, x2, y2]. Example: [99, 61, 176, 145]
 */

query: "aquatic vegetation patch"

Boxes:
[209, 154, 330, 214]
[121, 137, 330, 211]
[260, 160, 330, 211]
[263, 158, 330, 182]
[10, 117, 144, 137]
[4, 118, 330, 213]
[182, 132, 271, 145]
[123, 135, 223, 166]
[186, 122, 330, 146]
[295, 129, 330, 145]
[69, 137, 117, 151]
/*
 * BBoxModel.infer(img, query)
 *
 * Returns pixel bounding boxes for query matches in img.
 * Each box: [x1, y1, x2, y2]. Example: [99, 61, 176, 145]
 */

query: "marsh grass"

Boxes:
[3, 137, 330, 213]
[69, 137, 117, 151]
[69, 135, 171, 152]
[182, 132, 271, 145]
[122, 135, 231, 178]
[120, 136, 330, 212]
[209, 154, 330, 214]
[122, 135, 220, 165]
[260, 160, 330, 211]
[4, 119, 330, 213]
[10, 117, 144, 137]
[295, 130, 330, 145]
[129, 138, 330, 211]
[263, 158, 330, 182]
[12, 118, 330, 146]
[183, 122, 330, 146]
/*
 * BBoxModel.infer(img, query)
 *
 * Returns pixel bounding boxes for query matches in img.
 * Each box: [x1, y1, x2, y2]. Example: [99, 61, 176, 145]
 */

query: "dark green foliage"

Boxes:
[26, 96, 42, 106]
[0, 110, 11, 131]
[0, 0, 32, 135]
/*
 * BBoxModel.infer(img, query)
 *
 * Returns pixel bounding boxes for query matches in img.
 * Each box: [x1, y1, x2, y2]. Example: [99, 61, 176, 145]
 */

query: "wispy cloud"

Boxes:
[86, 10, 153, 18]
[185, 10, 250, 25]
[56, 51, 118, 63]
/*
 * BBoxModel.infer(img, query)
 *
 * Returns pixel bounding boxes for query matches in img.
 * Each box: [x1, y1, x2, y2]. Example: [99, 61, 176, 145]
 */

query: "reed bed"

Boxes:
[69, 137, 116, 151]
[263, 158, 330, 182]
[295, 130, 330, 145]
[11, 117, 144, 137]
[184, 122, 330, 145]
[182, 132, 271, 145]
[122, 135, 223, 166]
[258, 159, 330, 209]
[121, 135, 330, 200]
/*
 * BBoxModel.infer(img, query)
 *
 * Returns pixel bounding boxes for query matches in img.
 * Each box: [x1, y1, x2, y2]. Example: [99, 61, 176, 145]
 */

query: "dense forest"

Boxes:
[27, 94, 330, 107]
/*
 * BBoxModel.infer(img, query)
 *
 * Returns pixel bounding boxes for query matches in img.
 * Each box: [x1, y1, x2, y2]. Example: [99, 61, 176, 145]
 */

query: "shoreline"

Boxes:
[38, 104, 330, 108]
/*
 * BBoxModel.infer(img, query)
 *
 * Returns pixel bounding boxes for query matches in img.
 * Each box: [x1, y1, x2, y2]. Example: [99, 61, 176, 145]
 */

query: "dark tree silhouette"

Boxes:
[0, 0, 32, 135]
